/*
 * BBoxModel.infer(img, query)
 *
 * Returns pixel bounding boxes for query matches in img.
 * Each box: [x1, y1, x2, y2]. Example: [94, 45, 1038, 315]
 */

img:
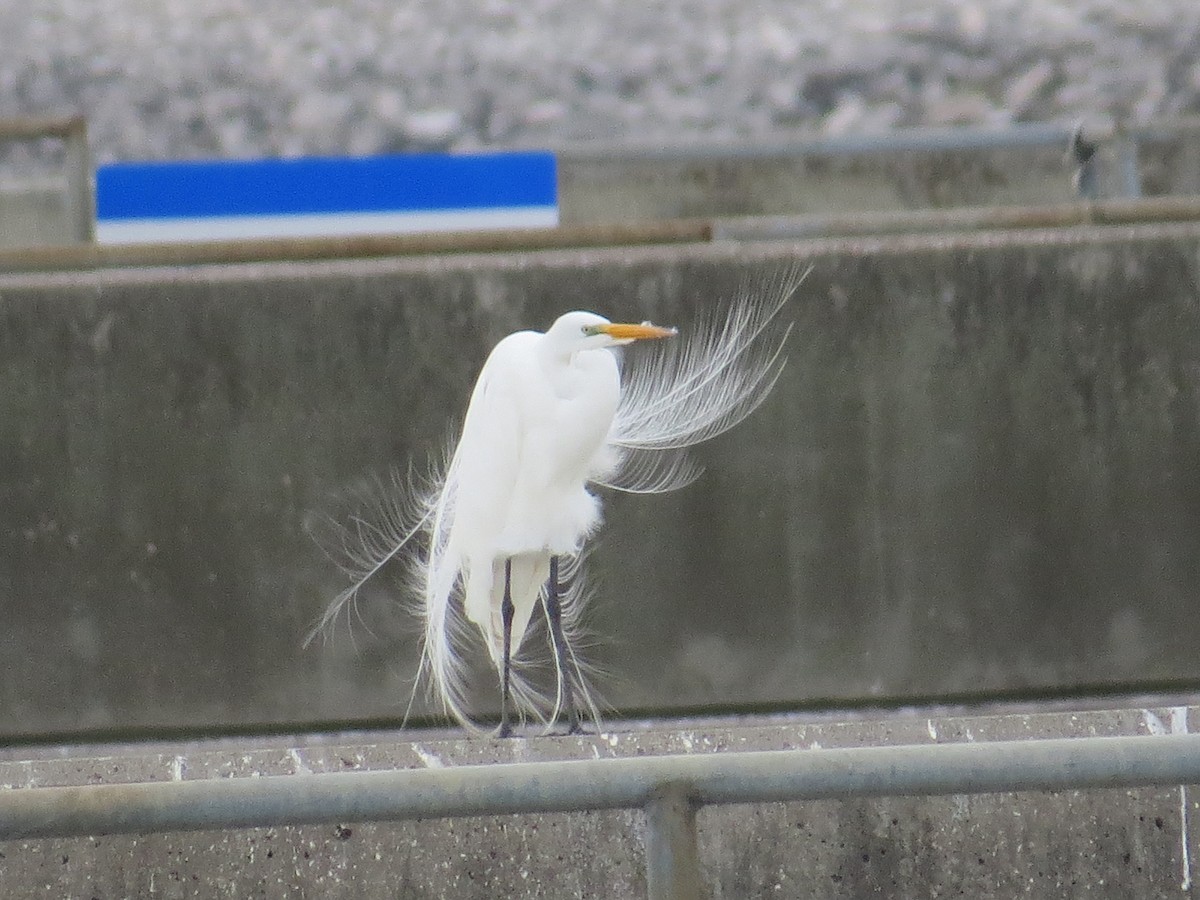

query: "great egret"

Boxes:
[307, 269, 801, 735]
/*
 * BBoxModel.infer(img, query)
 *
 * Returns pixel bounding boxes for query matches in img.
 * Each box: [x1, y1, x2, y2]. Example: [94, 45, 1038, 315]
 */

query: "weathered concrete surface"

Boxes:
[0, 183, 78, 248]
[557, 143, 1080, 224]
[2, 226, 1200, 737]
[555, 126, 1200, 224]
[0, 703, 1197, 898]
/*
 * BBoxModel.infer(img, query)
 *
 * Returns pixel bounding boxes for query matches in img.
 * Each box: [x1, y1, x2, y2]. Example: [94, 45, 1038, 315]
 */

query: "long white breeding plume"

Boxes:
[306, 266, 804, 734]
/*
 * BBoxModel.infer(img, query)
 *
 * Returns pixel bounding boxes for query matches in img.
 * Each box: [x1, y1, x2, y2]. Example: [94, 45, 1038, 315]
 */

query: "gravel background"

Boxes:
[6, 1, 1200, 164]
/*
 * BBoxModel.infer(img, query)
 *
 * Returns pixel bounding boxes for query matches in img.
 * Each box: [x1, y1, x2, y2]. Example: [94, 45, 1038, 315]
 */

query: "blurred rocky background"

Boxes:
[4, 0, 1200, 166]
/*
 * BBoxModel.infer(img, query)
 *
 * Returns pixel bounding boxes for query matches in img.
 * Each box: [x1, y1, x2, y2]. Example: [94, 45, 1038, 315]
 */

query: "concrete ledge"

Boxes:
[1, 702, 1197, 897]
[7, 195, 1200, 272]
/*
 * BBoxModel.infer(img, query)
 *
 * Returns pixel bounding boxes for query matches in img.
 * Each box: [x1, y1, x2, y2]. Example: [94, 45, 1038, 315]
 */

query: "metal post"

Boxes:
[644, 782, 705, 900]
[1069, 123, 1100, 200]
[1115, 131, 1143, 199]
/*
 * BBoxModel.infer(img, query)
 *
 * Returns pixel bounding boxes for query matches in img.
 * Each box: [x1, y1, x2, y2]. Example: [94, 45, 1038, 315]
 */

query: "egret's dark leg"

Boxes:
[498, 558, 515, 738]
[544, 555, 582, 734]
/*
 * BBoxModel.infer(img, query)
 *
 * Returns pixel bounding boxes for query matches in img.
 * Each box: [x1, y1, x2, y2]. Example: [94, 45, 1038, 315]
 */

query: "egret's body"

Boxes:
[308, 272, 801, 735]
[464, 325, 616, 549]
[444, 314, 636, 731]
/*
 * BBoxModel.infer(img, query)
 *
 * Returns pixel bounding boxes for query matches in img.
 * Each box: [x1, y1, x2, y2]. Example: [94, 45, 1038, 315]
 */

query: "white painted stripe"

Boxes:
[95, 206, 559, 245]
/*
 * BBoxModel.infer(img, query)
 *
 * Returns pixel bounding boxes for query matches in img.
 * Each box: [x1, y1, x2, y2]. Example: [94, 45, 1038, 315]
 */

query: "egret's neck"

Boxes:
[538, 339, 583, 364]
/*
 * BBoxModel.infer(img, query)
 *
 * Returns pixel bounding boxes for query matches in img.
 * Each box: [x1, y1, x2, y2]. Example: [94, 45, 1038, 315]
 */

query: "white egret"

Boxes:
[307, 269, 801, 735]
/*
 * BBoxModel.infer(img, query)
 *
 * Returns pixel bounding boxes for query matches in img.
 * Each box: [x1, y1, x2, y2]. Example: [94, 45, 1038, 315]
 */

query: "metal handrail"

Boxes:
[0, 114, 86, 143]
[3, 733, 1200, 899]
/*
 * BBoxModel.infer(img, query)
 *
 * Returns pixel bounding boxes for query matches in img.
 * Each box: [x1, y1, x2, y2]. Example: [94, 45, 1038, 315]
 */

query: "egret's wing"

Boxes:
[592, 267, 804, 494]
[419, 335, 530, 732]
[412, 452, 479, 731]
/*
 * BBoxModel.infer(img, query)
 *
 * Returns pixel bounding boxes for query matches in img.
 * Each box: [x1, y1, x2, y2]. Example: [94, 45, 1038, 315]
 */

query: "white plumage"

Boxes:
[307, 269, 802, 734]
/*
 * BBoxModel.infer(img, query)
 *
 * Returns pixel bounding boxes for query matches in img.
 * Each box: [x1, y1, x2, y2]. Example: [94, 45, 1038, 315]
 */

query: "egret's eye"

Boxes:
[582, 324, 602, 337]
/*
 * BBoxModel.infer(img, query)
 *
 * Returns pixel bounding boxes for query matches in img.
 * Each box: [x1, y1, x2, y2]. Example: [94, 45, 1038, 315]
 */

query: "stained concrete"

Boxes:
[2, 226, 1200, 737]
[0, 183, 79, 248]
[554, 125, 1200, 224]
[557, 143, 1080, 224]
[0, 703, 1197, 897]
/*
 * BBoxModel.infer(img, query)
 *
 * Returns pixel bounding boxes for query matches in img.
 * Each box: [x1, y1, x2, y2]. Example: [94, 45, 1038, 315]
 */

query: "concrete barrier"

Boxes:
[0, 115, 93, 248]
[0, 182, 79, 248]
[2, 225, 1200, 739]
[0, 703, 1196, 897]
[556, 138, 1080, 223]
[554, 120, 1200, 223]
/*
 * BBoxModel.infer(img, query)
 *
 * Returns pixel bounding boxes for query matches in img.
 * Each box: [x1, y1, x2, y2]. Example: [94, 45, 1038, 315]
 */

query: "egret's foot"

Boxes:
[559, 715, 587, 737]
[497, 721, 515, 739]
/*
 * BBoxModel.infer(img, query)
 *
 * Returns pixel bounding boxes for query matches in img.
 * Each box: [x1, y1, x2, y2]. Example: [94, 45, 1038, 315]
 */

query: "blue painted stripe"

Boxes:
[96, 152, 557, 221]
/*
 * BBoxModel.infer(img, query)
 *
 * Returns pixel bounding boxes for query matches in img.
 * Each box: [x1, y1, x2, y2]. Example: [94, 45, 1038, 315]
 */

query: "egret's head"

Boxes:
[547, 310, 678, 350]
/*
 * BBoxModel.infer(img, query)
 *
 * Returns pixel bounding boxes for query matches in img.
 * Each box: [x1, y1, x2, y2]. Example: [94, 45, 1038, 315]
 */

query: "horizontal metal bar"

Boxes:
[2, 733, 1199, 841]
[0, 115, 87, 142]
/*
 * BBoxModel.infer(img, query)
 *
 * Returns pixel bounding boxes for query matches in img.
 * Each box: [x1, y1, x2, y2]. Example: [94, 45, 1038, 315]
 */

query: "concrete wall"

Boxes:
[557, 144, 1081, 223]
[0, 704, 1196, 897]
[556, 129, 1200, 224]
[2, 226, 1200, 738]
[0, 182, 78, 248]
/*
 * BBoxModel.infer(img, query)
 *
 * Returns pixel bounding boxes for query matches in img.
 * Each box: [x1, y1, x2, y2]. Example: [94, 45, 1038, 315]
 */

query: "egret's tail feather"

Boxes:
[423, 549, 606, 735]
[416, 540, 483, 732]
[490, 552, 606, 734]
[590, 445, 704, 494]
[415, 450, 482, 732]
[415, 451, 557, 735]
[308, 452, 604, 735]
[302, 467, 435, 649]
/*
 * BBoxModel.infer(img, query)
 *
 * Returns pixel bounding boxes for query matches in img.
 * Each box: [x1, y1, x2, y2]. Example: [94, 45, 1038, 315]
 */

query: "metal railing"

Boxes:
[3, 733, 1200, 899]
